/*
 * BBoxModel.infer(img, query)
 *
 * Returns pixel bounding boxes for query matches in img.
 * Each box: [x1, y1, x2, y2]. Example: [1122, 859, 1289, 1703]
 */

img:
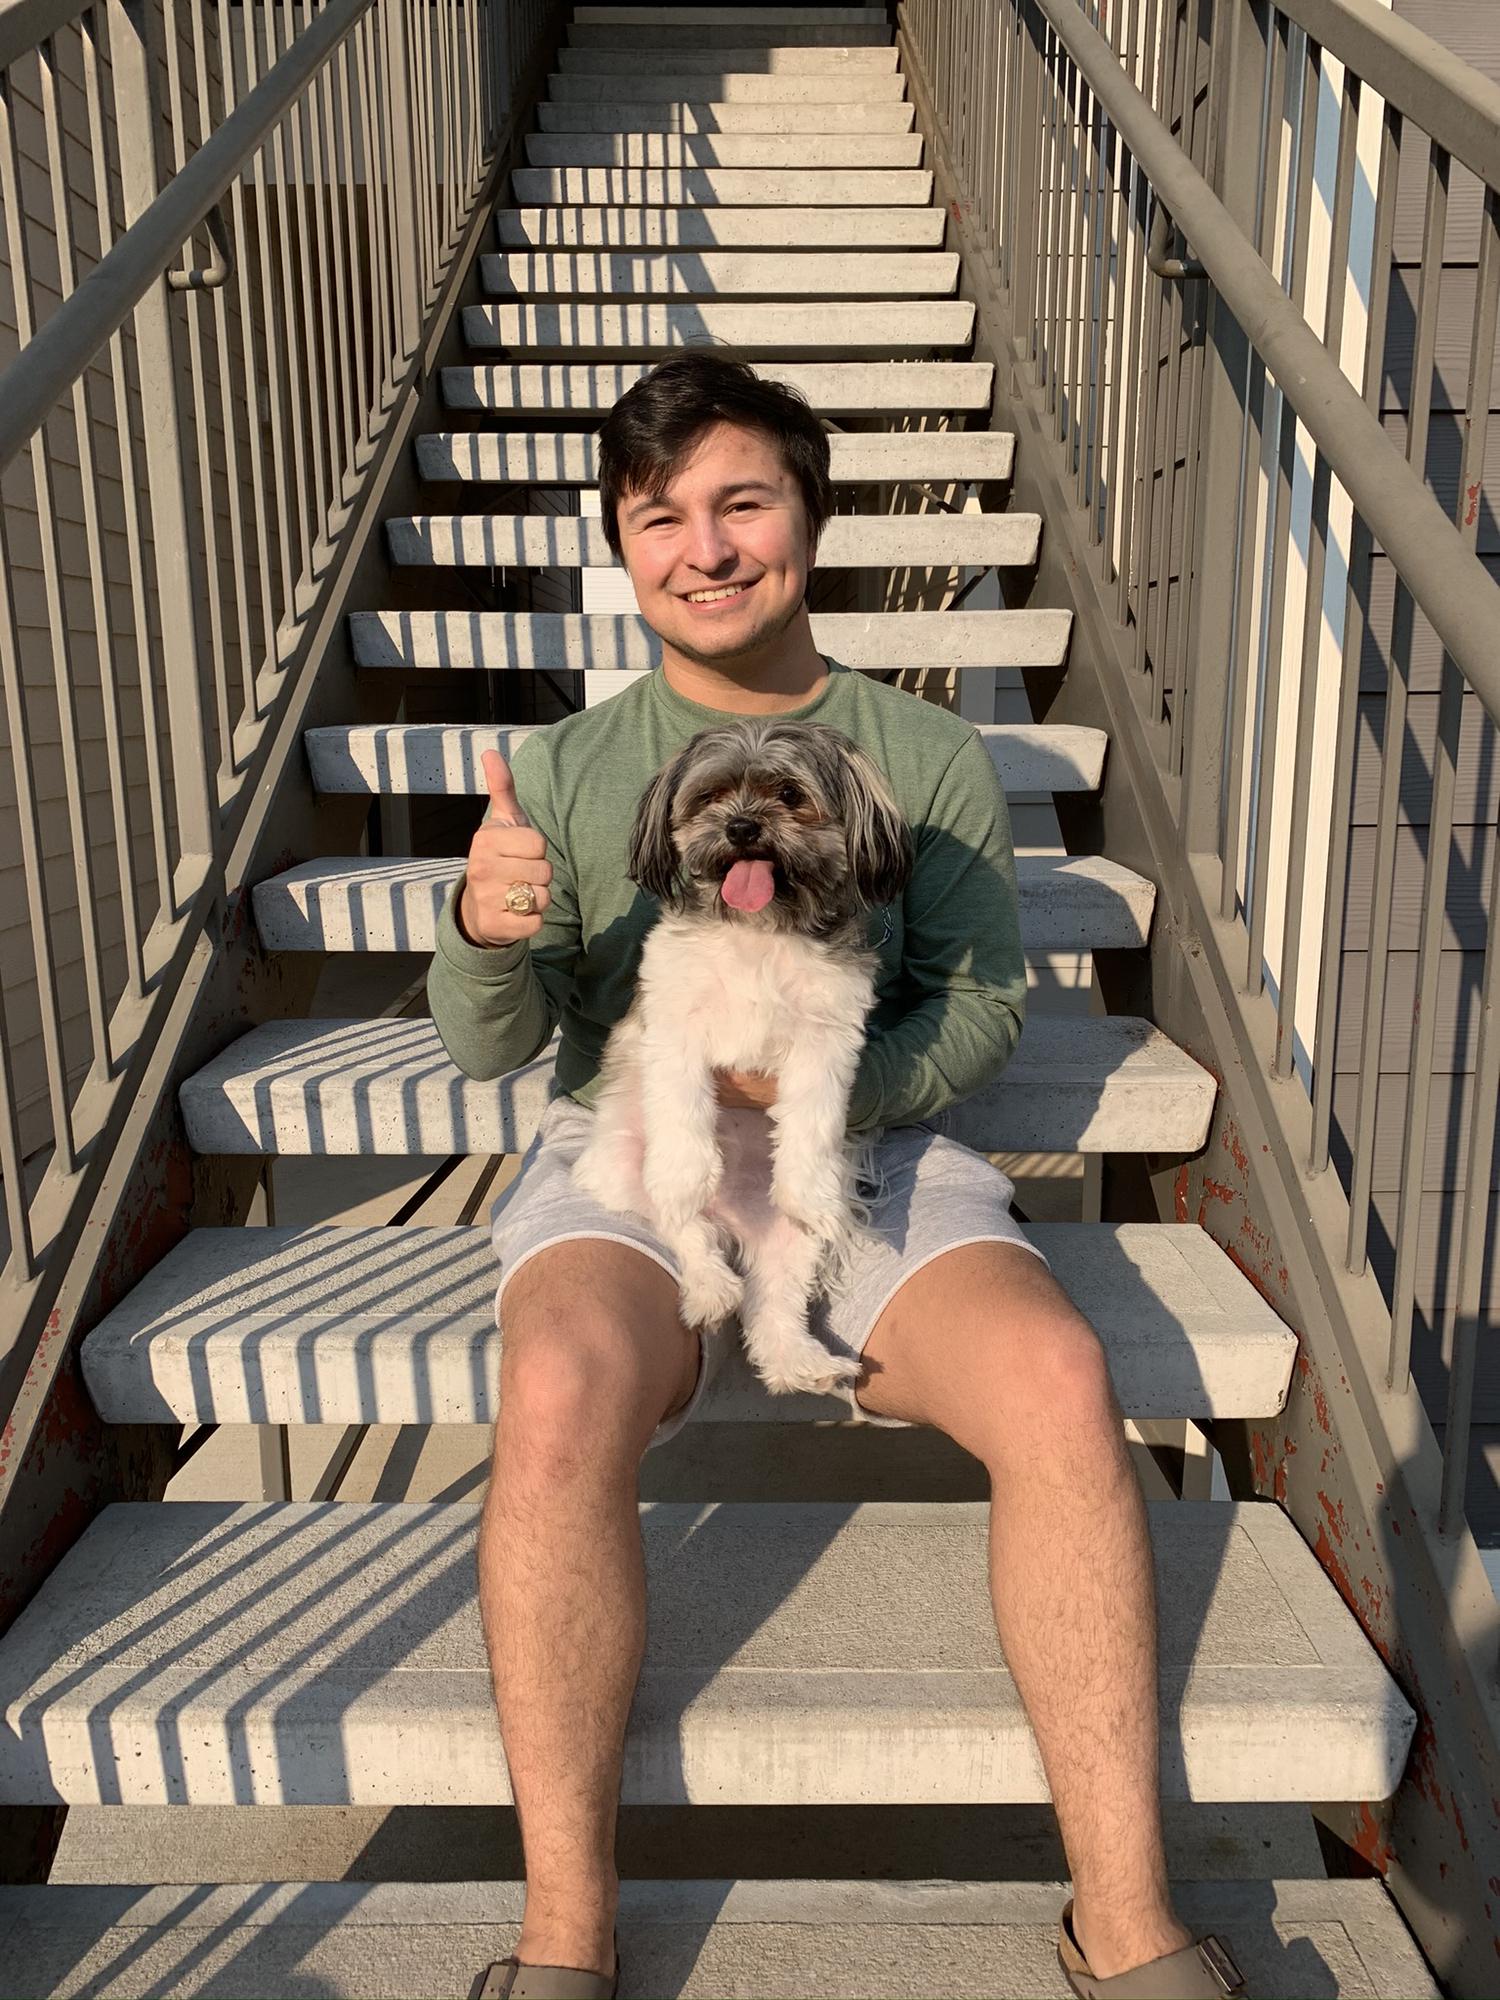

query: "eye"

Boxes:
[778, 783, 804, 809]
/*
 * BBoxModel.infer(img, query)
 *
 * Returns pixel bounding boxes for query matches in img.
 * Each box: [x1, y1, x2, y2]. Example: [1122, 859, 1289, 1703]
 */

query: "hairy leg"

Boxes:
[855, 1240, 1193, 1980]
[479, 1240, 701, 1979]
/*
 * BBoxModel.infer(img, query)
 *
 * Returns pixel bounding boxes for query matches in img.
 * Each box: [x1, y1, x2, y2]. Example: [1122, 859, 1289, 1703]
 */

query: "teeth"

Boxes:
[686, 583, 750, 604]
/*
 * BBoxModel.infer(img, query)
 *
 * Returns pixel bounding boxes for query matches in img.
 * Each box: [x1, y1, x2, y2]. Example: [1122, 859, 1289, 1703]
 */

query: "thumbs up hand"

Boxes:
[457, 748, 552, 946]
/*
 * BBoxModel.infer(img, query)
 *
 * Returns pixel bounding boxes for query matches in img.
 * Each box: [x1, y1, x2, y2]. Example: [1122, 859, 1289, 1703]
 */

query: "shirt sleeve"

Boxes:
[426, 735, 582, 1082]
[844, 729, 1027, 1133]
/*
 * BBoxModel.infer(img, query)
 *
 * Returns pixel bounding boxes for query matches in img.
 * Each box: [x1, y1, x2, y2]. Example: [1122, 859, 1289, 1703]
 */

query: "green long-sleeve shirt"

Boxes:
[426, 661, 1026, 1134]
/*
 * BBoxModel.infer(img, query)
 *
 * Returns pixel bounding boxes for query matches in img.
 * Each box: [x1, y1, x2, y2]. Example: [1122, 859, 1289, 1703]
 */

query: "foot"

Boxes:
[513, 1924, 616, 1985]
[1070, 1902, 1196, 1981]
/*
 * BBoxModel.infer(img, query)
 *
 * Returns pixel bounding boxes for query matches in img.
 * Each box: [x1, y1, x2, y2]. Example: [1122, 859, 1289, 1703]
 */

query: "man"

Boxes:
[428, 351, 1241, 2000]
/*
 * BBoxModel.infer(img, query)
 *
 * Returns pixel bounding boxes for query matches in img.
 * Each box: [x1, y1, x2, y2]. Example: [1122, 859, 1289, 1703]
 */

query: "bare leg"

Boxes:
[856, 1241, 1193, 1980]
[478, 1240, 701, 1979]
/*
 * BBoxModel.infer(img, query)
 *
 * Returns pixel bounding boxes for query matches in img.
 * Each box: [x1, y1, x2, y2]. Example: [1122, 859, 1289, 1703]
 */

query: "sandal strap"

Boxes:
[1058, 1901, 1246, 1999]
[476, 1933, 620, 2000]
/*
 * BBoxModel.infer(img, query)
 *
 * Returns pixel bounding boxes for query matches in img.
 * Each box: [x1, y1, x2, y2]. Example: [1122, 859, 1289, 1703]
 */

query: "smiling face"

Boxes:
[613, 420, 816, 669]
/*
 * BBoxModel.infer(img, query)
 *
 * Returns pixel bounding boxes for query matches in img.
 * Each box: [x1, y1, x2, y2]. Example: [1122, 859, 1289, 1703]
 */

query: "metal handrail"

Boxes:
[0, 0, 374, 472]
[1278, 0, 1500, 189]
[1031, 0, 1500, 732]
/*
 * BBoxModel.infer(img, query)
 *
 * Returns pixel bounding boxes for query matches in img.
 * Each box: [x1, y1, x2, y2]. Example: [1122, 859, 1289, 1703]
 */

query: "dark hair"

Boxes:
[596, 350, 833, 560]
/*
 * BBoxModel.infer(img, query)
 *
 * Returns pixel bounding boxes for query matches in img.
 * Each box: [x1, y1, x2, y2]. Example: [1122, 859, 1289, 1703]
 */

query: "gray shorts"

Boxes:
[491, 1093, 1050, 1450]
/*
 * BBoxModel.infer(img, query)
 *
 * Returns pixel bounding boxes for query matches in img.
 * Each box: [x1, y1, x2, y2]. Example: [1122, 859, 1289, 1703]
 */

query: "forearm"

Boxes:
[427, 878, 559, 1081]
[845, 991, 1025, 1134]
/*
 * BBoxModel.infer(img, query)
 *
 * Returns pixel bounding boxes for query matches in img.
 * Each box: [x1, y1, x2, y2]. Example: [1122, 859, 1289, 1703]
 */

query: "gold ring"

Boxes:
[504, 882, 538, 916]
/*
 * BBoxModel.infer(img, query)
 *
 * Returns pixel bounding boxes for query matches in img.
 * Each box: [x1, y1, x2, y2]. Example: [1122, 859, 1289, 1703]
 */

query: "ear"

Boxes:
[836, 741, 913, 910]
[626, 752, 687, 906]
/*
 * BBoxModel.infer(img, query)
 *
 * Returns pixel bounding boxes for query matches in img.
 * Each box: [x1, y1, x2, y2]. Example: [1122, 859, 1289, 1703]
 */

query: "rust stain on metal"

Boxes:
[1349, 1800, 1393, 1874]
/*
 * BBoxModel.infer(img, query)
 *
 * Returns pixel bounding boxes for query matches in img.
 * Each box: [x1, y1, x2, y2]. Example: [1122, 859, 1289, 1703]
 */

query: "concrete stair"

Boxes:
[348, 608, 1074, 670]
[0, 1501, 1411, 1807]
[300, 720, 1103, 792]
[173, 1015, 1218, 1157]
[536, 101, 919, 130]
[480, 245, 951, 289]
[250, 853, 1152, 953]
[17, 6, 1427, 1992]
[443, 358, 995, 406]
[385, 512, 1037, 568]
[0, 1880, 1440, 1999]
[414, 428, 1016, 481]
[81, 1223, 1294, 1426]
[493, 206, 949, 243]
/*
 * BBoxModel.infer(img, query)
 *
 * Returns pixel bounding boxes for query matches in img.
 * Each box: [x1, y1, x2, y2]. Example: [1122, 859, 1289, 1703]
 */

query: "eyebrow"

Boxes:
[623, 480, 781, 524]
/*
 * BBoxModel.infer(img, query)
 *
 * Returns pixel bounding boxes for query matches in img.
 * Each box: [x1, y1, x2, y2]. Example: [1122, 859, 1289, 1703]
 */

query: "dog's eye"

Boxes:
[778, 784, 804, 809]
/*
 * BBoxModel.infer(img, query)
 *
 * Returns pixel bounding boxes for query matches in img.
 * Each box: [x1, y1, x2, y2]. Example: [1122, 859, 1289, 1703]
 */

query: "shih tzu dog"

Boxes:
[571, 718, 913, 1396]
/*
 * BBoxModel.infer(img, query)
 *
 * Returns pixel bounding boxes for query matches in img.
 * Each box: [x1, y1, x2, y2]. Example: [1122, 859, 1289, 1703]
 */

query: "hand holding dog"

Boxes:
[458, 750, 552, 946]
[715, 1068, 779, 1111]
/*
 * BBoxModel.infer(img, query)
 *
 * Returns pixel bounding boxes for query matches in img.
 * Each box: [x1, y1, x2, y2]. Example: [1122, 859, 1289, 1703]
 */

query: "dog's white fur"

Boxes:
[572, 917, 882, 1395]
[571, 718, 906, 1397]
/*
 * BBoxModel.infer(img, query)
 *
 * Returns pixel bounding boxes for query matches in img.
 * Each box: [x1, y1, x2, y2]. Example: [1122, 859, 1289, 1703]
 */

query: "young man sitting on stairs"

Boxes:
[427, 350, 1246, 2000]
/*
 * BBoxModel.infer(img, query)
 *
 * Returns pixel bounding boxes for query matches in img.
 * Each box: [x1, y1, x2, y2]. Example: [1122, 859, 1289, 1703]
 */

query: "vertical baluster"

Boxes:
[60, 14, 149, 1006]
[1347, 131, 1447, 1278]
[1388, 174, 1497, 1394]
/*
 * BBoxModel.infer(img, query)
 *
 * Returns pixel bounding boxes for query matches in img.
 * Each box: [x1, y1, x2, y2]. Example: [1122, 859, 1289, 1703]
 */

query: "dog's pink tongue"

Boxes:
[722, 858, 776, 912]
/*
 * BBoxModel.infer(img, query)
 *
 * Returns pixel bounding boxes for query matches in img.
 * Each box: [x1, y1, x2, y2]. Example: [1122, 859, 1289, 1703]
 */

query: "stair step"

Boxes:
[524, 132, 924, 168]
[571, 18, 895, 45]
[545, 71, 908, 102]
[252, 853, 1147, 956]
[304, 717, 1093, 796]
[573, 5, 892, 19]
[480, 246, 952, 293]
[464, 298, 968, 352]
[175, 1016, 1213, 1157]
[416, 428, 1015, 484]
[537, 101, 916, 132]
[385, 512, 1036, 570]
[348, 608, 1071, 672]
[445, 358, 992, 410]
[0, 1877, 1439, 1999]
[80, 1221, 1291, 1427]
[511, 165, 928, 203]
[558, 44, 900, 72]
[0, 1499, 1413, 1806]
[494, 204, 946, 246]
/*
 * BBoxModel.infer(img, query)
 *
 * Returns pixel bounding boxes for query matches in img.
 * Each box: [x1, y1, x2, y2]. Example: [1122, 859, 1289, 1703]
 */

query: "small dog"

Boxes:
[572, 717, 913, 1396]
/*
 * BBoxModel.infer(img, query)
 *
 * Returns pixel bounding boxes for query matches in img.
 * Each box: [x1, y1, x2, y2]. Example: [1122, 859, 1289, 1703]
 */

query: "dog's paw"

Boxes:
[678, 1259, 744, 1329]
[754, 1340, 863, 1400]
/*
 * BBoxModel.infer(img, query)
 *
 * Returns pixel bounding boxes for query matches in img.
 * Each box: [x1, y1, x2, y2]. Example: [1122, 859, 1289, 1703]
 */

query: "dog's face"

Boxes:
[627, 719, 913, 936]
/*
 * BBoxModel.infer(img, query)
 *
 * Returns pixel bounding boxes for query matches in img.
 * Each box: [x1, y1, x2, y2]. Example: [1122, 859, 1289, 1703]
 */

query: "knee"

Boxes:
[1004, 1312, 1119, 1436]
[497, 1284, 674, 1464]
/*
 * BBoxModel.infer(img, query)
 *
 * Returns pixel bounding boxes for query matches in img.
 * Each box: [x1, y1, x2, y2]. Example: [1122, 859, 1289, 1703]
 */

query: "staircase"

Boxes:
[0, 4, 1438, 1993]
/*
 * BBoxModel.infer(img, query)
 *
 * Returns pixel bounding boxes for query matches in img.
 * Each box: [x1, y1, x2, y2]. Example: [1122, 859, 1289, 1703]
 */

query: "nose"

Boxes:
[726, 815, 762, 845]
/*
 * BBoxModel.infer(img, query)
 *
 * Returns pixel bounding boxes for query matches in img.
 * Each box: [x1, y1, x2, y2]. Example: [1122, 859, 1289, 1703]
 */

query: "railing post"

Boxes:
[1177, 0, 1267, 858]
[105, 0, 218, 903]
[383, 0, 423, 362]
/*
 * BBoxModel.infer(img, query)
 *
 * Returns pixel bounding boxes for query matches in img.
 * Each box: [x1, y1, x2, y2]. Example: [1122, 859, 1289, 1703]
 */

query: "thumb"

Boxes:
[481, 748, 531, 829]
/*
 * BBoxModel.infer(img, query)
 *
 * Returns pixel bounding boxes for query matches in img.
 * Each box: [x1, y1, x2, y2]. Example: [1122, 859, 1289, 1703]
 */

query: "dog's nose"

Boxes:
[726, 816, 762, 845]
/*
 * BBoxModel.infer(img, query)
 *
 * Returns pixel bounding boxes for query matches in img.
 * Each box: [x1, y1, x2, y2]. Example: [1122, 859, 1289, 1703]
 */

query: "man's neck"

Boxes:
[660, 612, 829, 715]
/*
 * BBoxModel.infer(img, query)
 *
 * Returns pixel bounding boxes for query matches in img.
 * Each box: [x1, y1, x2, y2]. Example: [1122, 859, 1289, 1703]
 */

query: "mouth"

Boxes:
[719, 852, 780, 913]
[681, 578, 759, 610]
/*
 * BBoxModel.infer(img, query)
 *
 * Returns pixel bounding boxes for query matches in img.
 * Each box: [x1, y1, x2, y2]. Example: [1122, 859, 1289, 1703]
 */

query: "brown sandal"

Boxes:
[475, 1931, 621, 1999]
[1058, 1901, 1245, 1998]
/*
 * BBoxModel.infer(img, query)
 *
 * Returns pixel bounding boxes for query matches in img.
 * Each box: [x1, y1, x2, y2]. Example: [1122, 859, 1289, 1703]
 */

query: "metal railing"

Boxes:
[0, 0, 551, 1437]
[901, 0, 1500, 1974]
[903, 0, 1500, 1531]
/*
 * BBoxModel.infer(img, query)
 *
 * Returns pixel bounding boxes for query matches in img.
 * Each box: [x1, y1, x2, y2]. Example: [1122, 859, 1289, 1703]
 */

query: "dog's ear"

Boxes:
[835, 740, 914, 910]
[626, 751, 687, 905]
